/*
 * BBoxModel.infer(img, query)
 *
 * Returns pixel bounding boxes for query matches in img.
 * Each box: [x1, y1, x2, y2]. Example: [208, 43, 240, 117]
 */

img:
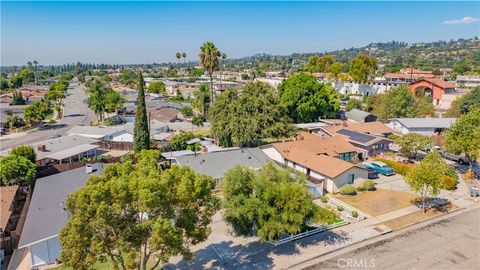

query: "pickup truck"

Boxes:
[436, 148, 469, 165]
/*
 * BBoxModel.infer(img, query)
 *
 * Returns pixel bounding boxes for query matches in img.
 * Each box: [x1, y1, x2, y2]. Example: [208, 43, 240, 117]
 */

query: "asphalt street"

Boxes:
[304, 207, 480, 270]
[0, 79, 96, 150]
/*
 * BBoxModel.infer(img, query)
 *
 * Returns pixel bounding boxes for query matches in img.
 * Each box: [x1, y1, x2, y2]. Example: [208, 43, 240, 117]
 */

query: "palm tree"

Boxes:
[199, 42, 221, 103]
[182, 52, 187, 64]
[176, 52, 181, 65]
[27, 61, 33, 71]
[219, 53, 227, 92]
[33, 60, 38, 85]
[194, 83, 210, 117]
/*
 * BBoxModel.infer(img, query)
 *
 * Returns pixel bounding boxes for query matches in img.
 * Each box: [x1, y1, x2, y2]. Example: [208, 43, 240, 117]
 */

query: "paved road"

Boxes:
[304, 207, 480, 270]
[0, 79, 96, 150]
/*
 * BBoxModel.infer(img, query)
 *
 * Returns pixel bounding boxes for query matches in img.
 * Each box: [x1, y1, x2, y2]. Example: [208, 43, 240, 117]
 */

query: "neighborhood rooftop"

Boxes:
[390, 118, 457, 129]
[18, 164, 105, 248]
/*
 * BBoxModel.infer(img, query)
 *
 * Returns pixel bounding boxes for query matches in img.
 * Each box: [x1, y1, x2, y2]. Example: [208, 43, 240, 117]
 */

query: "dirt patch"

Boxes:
[380, 203, 458, 230]
[335, 189, 418, 216]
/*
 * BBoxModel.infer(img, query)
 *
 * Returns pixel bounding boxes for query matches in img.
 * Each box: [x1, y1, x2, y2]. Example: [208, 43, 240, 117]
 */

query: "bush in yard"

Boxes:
[339, 184, 357, 195]
[375, 157, 413, 176]
[465, 169, 475, 181]
[362, 180, 376, 191]
[337, 205, 344, 212]
[351, 210, 358, 218]
[356, 186, 366, 192]
[320, 195, 329, 203]
[441, 176, 457, 190]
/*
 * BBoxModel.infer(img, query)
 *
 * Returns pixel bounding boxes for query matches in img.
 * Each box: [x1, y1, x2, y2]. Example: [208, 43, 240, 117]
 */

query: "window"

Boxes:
[215, 178, 221, 187]
[348, 174, 354, 184]
[377, 144, 384, 150]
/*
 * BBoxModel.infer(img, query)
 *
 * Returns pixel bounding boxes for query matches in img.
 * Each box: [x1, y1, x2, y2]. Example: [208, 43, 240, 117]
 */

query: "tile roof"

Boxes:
[410, 77, 456, 89]
[0, 185, 18, 231]
[291, 132, 358, 156]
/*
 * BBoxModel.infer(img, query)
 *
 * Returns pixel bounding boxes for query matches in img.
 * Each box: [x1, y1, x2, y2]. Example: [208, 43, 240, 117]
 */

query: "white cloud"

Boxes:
[443, 16, 480, 25]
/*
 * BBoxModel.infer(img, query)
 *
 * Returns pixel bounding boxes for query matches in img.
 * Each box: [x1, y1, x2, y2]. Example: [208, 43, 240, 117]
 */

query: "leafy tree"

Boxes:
[59, 150, 219, 270]
[10, 76, 23, 88]
[345, 98, 362, 111]
[10, 91, 25, 105]
[210, 82, 295, 147]
[133, 73, 150, 152]
[180, 106, 193, 117]
[86, 79, 109, 122]
[46, 85, 66, 118]
[304, 55, 334, 72]
[222, 163, 338, 241]
[167, 131, 198, 151]
[446, 86, 480, 117]
[326, 62, 344, 79]
[405, 152, 450, 212]
[415, 96, 435, 117]
[445, 108, 480, 168]
[0, 155, 36, 186]
[105, 89, 126, 115]
[118, 69, 140, 88]
[278, 73, 339, 123]
[395, 133, 434, 161]
[191, 115, 206, 127]
[193, 83, 210, 117]
[199, 42, 221, 103]
[349, 54, 377, 83]
[147, 81, 166, 94]
[18, 69, 35, 84]
[373, 85, 416, 121]
[23, 100, 52, 125]
[0, 77, 9, 90]
[10, 145, 37, 163]
[6, 114, 24, 129]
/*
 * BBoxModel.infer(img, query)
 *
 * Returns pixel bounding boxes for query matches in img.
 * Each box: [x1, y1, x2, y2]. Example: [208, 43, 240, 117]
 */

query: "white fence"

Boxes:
[328, 197, 366, 221]
[268, 220, 349, 246]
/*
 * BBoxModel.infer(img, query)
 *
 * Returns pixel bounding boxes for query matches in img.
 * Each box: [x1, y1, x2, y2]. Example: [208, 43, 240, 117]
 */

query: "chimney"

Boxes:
[342, 120, 348, 127]
[37, 145, 46, 152]
[86, 164, 93, 174]
[201, 145, 208, 154]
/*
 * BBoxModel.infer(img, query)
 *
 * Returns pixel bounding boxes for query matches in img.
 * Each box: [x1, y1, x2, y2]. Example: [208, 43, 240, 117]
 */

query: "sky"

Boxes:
[1, 1, 480, 66]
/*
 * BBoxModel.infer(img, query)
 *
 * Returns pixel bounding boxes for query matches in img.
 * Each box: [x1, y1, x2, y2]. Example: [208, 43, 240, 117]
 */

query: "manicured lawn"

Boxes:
[335, 189, 418, 216]
[380, 203, 458, 230]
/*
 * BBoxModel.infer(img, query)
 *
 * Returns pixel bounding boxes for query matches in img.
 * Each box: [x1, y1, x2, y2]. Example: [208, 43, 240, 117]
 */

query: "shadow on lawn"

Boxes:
[164, 230, 352, 270]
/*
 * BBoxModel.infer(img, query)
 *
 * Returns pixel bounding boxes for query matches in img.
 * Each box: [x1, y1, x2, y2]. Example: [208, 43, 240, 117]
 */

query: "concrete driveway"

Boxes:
[373, 174, 412, 193]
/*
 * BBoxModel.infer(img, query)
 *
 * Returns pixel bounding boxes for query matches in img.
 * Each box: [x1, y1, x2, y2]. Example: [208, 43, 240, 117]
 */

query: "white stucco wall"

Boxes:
[261, 146, 284, 164]
[30, 236, 61, 267]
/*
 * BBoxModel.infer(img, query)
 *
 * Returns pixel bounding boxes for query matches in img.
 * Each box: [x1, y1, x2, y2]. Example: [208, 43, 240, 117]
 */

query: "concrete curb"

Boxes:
[285, 204, 479, 270]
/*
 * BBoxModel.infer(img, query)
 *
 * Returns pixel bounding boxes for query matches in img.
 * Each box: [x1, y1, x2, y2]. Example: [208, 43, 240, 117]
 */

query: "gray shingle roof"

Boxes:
[391, 118, 457, 129]
[346, 109, 375, 123]
[18, 164, 105, 248]
[174, 148, 269, 179]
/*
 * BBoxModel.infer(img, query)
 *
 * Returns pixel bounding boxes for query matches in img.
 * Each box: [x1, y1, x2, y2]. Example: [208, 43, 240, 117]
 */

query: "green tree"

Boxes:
[10, 145, 36, 163]
[0, 77, 9, 90]
[180, 106, 193, 117]
[133, 73, 150, 152]
[193, 83, 210, 117]
[46, 85, 66, 119]
[105, 89, 126, 115]
[147, 81, 166, 94]
[167, 131, 198, 151]
[277, 73, 339, 123]
[6, 114, 24, 129]
[222, 163, 338, 241]
[415, 96, 435, 117]
[0, 155, 36, 186]
[86, 80, 108, 122]
[10, 91, 25, 105]
[349, 54, 378, 83]
[191, 115, 206, 127]
[210, 82, 295, 147]
[326, 62, 344, 79]
[23, 100, 52, 125]
[18, 69, 35, 84]
[374, 85, 416, 121]
[176, 52, 182, 64]
[199, 42, 221, 103]
[10, 76, 23, 88]
[395, 133, 435, 161]
[446, 86, 480, 117]
[59, 150, 219, 270]
[445, 108, 480, 168]
[304, 55, 334, 72]
[182, 52, 187, 64]
[405, 152, 450, 212]
[345, 99, 362, 111]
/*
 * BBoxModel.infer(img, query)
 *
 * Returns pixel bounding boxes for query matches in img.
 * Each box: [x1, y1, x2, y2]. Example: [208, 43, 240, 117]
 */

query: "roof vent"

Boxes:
[37, 145, 47, 152]
[86, 164, 93, 174]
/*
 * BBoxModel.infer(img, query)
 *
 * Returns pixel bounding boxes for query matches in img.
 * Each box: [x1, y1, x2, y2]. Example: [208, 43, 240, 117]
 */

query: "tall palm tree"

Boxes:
[199, 42, 221, 103]
[176, 52, 181, 65]
[182, 52, 187, 64]
[219, 53, 227, 92]
[33, 60, 38, 85]
[27, 61, 33, 71]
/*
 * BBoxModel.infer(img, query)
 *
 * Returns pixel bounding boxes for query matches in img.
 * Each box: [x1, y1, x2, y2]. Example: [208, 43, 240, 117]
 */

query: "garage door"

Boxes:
[326, 179, 334, 193]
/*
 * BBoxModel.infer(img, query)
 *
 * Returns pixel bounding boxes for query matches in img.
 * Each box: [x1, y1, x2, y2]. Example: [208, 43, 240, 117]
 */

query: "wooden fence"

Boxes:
[36, 157, 122, 178]
[97, 140, 133, 151]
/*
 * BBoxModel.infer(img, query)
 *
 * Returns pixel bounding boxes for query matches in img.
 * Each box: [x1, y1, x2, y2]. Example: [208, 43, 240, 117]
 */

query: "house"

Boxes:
[345, 109, 378, 123]
[172, 148, 269, 186]
[409, 78, 456, 106]
[262, 136, 368, 196]
[149, 108, 181, 123]
[1, 186, 27, 259]
[312, 122, 394, 158]
[384, 68, 436, 84]
[388, 118, 457, 136]
[17, 164, 105, 268]
[456, 75, 480, 88]
[0, 135, 100, 166]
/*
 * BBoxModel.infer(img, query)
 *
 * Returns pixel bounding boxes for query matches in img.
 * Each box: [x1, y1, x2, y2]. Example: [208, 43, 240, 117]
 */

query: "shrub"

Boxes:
[337, 205, 344, 212]
[339, 184, 357, 195]
[10, 145, 36, 163]
[465, 169, 475, 181]
[356, 186, 366, 192]
[320, 195, 328, 203]
[442, 176, 457, 190]
[362, 180, 376, 191]
[351, 210, 358, 218]
[374, 157, 414, 175]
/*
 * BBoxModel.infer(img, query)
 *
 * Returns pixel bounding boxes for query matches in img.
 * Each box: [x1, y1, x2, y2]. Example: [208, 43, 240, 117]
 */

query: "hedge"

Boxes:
[374, 158, 414, 176]
[340, 184, 357, 195]
[442, 176, 457, 190]
[362, 180, 376, 191]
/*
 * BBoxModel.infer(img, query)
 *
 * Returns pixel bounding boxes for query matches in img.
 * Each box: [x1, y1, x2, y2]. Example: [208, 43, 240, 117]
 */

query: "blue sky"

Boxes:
[1, 1, 479, 65]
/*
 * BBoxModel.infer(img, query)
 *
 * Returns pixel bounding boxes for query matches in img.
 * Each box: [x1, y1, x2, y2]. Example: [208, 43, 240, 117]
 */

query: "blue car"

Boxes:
[362, 161, 395, 176]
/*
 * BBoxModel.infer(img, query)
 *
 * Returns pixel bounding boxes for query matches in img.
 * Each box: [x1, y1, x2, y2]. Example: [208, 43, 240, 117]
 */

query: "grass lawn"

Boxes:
[380, 203, 458, 230]
[53, 261, 113, 270]
[335, 189, 418, 216]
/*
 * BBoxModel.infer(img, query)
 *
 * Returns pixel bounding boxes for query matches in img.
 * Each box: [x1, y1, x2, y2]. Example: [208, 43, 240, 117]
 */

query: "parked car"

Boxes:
[362, 161, 395, 176]
[436, 147, 469, 165]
